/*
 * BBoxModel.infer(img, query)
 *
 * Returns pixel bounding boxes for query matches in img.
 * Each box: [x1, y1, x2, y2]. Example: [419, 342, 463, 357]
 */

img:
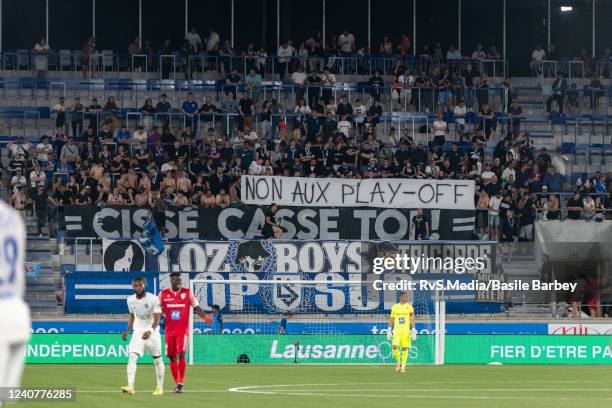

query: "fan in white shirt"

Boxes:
[433, 119, 447, 136]
[338, 31, 355, 53]
[291, 70, 307, 85]
[249, 158, 264, 175]
[453, 104, 467, 126]
[354, 102, 367, 124]
[36, 140, 54, 162]
[337, 117, 352, 137]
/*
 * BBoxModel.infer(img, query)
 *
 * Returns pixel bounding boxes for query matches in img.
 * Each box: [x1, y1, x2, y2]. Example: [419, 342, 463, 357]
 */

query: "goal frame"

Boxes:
[188, 278, 445, 365]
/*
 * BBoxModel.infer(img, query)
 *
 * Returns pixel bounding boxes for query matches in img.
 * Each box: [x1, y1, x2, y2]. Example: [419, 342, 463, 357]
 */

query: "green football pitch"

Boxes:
[15, 364, 612, 408]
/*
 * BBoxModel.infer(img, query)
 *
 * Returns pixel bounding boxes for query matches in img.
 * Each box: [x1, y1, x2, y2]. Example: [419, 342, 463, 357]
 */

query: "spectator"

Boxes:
[410, 208, 429, 240]
[33, 38, 50, 79]
[543, 166, 563, 192]
[81, 36, 97, 79]
[321, 66, 336, 103]
[593, 197, 606, 222]
[368, 70, 384, 101]
[336, 94, 353, 118]
[35, 137, 53, 165]
[262, 203, 282, 239]
[587, 76, 603, 110]
[582, 195, 596, 220]
[546, 72, 567, 115]
[140, 98, 156, 130]
[446, 44, 461, 60]
[60, 138, 79, 163]
[475, 73, 489, 111]
[380, 36, 393, 56]
[476, 190, 490, 240]
[501, 161, 516, 187]
[471, 44, 486, 60]
[453, 100, 467, 137]
[338, 30, 355, 54]
[530, 45, 545, 76]
[155, 93, 172, 127]
[88, 98, 102, 132]
[566, 83, 579, 114]
[9, 186, 27, 218]
[398, 34, 411, 55]
[238, 91, 255, 134]
[218, 39, 236, 76]
[517, 195, 535, 241]
[566, 191, 583, 220]
[432, 112, 447, 146]
[180, 93, 198, 132]
[10, 169, 27, 193]
[508, 100, 522, 137]
[499, 209, 517, 242]
[32, 185, 53, 236]
[70, 98, 85, 139]
[542, 192, 560, 220]
[277, 41, 296, 78]
[551, 147, 569, 178]
[245, 68, 263, 103]
[185, 27, 202, 52]
[488, 190, 502, 240]
[291, 66, 307, 103]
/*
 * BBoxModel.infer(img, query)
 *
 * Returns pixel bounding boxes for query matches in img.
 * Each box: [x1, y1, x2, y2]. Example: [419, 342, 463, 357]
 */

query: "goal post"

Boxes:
[189, 278, 444, 365]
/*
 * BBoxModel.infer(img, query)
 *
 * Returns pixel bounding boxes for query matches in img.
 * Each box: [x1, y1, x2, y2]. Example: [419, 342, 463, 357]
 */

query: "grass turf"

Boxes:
[15, 364, 612, 408]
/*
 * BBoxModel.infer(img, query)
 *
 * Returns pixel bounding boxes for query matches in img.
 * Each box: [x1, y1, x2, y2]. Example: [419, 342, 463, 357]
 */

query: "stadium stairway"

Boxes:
[25, 237, 64, 316]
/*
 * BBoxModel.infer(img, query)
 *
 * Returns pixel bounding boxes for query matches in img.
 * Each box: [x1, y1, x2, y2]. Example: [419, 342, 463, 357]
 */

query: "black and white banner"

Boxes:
[60, 205, 475, 241]
[242, 176, 475, 210]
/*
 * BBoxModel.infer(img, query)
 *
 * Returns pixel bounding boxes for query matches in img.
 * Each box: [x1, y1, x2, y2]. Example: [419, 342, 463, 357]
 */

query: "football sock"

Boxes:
[401, 349, 408, 366]
[153, 356, 165, 389]
[178, 356, 186, 384]
[393, 348, 400, 363]
[127, 353, 138, 387]
[169, 360, 179, 384]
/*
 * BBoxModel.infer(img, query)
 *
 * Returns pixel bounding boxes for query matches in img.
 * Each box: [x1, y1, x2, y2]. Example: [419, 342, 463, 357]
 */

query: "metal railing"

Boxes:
[0, 50, 509, 80]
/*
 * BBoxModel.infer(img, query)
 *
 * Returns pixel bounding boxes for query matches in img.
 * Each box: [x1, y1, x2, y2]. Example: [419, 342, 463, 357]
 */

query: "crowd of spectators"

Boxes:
[7, 30, 610, 240]
[4, 81, 611, 240]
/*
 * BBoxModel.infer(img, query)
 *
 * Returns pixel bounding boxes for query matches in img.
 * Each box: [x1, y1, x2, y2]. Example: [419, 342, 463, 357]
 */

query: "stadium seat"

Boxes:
[16, 49, 30, 70]
[101, 50, 114, 72]
[58, 49, 72, 70]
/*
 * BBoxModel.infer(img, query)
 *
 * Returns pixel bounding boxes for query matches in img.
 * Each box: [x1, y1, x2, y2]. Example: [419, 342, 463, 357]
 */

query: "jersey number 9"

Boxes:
[0, 237, 18, 286]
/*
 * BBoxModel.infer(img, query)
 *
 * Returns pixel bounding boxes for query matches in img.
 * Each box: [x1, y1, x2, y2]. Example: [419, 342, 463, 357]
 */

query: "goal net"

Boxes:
[189, 276, 444, 365]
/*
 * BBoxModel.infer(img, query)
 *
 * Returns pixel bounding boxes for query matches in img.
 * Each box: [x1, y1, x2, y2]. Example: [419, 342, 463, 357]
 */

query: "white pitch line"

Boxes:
[272, 388, 612, 392]
[227, 390, 612, 401]
[78, 390, 228, 394]
[227, 382, 612, 400]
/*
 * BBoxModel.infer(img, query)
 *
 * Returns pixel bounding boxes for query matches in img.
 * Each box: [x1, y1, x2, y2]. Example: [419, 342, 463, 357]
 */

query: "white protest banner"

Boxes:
[241, 176, 475, 210]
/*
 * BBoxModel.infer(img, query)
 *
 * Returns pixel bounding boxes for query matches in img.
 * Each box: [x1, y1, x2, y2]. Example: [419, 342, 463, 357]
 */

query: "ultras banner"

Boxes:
[241, 176, 475, 209]
[100, 240, 497, 275]
[59, 205, 475, 241]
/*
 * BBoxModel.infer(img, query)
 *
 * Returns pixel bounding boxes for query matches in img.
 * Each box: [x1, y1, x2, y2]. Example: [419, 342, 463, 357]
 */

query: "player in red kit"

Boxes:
[158, 272, 211, 393]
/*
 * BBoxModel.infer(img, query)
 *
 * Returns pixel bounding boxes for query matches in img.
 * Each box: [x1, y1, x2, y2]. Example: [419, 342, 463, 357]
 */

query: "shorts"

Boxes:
[392, 332, 411, 349]
[488, 213, 500, 228]
[129, 330, 162, 357]
[0, 341, 27, 389]
[165, 333, 189, 358]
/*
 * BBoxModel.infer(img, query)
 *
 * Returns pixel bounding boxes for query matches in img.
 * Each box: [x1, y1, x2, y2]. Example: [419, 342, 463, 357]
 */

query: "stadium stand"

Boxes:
[0, 10, 608, 322]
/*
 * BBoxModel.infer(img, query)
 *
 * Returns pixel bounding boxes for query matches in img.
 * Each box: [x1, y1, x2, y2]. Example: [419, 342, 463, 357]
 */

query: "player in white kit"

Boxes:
[0, 201, 30, 404]
[121, 277, 164, 395]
